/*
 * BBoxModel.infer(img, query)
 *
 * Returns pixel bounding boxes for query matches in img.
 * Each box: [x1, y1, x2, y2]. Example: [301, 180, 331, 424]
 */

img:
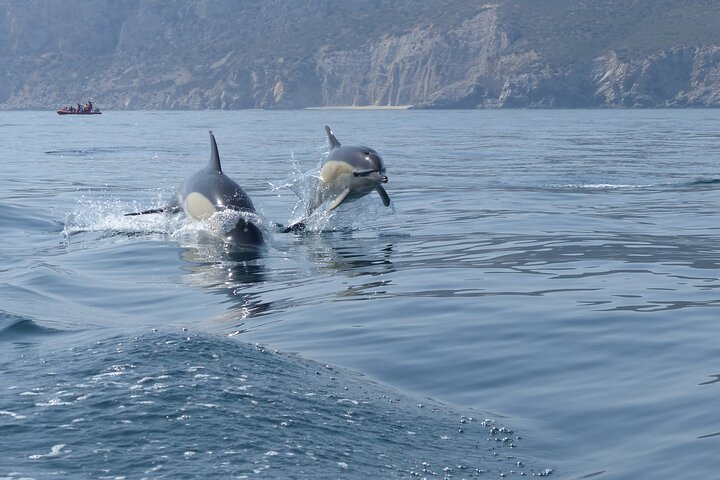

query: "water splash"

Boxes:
[270, 151, 395, 233]
[62, 195, 270, 248]
[62, 192, 177, 238]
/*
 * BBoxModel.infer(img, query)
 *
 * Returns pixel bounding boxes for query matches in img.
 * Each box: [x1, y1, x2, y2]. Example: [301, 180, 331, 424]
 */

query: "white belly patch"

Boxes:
[184, 192, 217, 220]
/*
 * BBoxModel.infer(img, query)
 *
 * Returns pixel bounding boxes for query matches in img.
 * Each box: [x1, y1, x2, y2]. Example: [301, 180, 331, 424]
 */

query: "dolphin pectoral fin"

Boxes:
[124, 208, 166, 216]
[124, 204, 182, 216]
[325, 125, 341, 149]
[376, 185, 391, 207]
[328, 188, 351, 211]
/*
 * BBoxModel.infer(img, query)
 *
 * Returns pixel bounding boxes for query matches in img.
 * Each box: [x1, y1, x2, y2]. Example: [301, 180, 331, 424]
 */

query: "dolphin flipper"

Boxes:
[328, 188, 351, 211]
[376, 185, 391, 207]
[124, 204, 182, 216]
[325, 126, 341, 150]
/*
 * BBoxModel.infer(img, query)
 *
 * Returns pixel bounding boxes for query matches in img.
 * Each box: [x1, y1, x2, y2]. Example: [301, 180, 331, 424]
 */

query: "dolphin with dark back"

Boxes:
[284, 125, 390, 232]
[126, 131, 264, 249]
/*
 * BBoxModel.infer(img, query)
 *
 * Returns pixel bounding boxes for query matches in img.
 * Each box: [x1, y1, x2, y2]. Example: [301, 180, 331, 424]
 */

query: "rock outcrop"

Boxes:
[592, 47, 720, 107]
[1, 0, 720, 109]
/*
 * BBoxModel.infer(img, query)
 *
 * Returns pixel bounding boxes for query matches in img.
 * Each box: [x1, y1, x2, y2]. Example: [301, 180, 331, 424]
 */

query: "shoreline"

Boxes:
[304, 105, 413, 110]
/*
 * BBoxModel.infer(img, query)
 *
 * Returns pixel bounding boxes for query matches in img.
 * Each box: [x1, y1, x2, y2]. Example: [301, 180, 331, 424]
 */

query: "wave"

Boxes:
[0, 312, 62, 341]
[542, 182, 653, 191]
[684, 178, 720, 187]
[0, 330, 553, 478]
[540, 177, 720, 192]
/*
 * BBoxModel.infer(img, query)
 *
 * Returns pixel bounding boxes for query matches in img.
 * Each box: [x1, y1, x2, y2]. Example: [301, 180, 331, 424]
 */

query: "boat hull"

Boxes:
[57, 110, 102, 115]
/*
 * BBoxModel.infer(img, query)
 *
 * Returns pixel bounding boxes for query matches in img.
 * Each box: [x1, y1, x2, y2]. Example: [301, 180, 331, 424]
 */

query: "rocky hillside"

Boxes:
[1, 0, 720, 109]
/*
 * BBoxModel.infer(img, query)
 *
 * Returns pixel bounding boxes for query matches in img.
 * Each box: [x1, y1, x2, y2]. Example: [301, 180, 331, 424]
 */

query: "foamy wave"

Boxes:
[28, 444, 66, 459]
[544, 183, 653, 190]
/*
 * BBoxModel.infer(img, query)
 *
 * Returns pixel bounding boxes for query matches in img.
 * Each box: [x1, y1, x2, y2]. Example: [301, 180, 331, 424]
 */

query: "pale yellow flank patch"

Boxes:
[320, 161, 354, 185]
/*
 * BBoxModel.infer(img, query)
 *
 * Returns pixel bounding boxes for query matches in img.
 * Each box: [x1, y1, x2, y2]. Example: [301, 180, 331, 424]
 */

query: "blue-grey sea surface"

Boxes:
[2, 109, 720, 479]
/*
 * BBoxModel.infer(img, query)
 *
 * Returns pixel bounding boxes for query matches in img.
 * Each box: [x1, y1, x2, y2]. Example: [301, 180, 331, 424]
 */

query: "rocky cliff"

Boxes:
[2, 0, 720, 109]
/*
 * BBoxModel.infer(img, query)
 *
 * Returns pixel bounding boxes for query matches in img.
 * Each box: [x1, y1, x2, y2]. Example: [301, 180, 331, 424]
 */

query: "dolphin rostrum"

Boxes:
[126, 131, 264, 249]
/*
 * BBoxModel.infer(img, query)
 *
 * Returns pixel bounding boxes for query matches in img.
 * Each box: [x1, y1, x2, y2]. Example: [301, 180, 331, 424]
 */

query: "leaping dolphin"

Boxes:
[126, 131, 264, 249]
[284, 125, 390, 232]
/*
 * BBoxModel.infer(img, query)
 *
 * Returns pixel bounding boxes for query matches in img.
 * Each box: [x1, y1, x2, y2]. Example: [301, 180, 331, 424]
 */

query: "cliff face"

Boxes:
[316, 6, 510, 107]
[2, 0, 720, 109]
[592, 47, 720, 107]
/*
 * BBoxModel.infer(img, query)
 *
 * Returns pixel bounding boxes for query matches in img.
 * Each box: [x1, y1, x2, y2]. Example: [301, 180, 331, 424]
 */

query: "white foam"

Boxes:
[63, 196, 269, 248]
[545, 182, 653, 190]
[28, 444, 66, 459]
[0, 410, 26, 419]
[63, 195, 185, 239]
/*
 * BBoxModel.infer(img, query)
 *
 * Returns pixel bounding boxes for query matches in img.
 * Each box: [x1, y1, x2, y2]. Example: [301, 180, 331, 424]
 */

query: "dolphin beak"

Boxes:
[371, 171, 388, 183]
[359, 170, 389, 183]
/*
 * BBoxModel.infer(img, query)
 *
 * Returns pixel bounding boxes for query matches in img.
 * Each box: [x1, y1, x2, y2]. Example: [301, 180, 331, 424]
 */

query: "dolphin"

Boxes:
[126, 131, 264, 249]
[284, 125, 390, 232]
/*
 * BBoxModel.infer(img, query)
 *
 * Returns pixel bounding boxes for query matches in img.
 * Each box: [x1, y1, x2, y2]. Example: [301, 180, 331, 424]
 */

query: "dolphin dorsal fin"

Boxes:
[209, 130, 222, 172]
[325, 125, 341, 150]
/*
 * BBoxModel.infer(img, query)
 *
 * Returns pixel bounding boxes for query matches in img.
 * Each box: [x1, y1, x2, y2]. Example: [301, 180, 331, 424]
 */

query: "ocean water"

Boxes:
[1, 109, 720, 479]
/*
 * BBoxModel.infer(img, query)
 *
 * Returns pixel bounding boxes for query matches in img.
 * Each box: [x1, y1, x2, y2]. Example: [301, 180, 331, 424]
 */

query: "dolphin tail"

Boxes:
[280, 222, 307, 234]
[376, 185, 391, 207]
[325, 125, 341, 149]
[209, 130, 222, 172]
